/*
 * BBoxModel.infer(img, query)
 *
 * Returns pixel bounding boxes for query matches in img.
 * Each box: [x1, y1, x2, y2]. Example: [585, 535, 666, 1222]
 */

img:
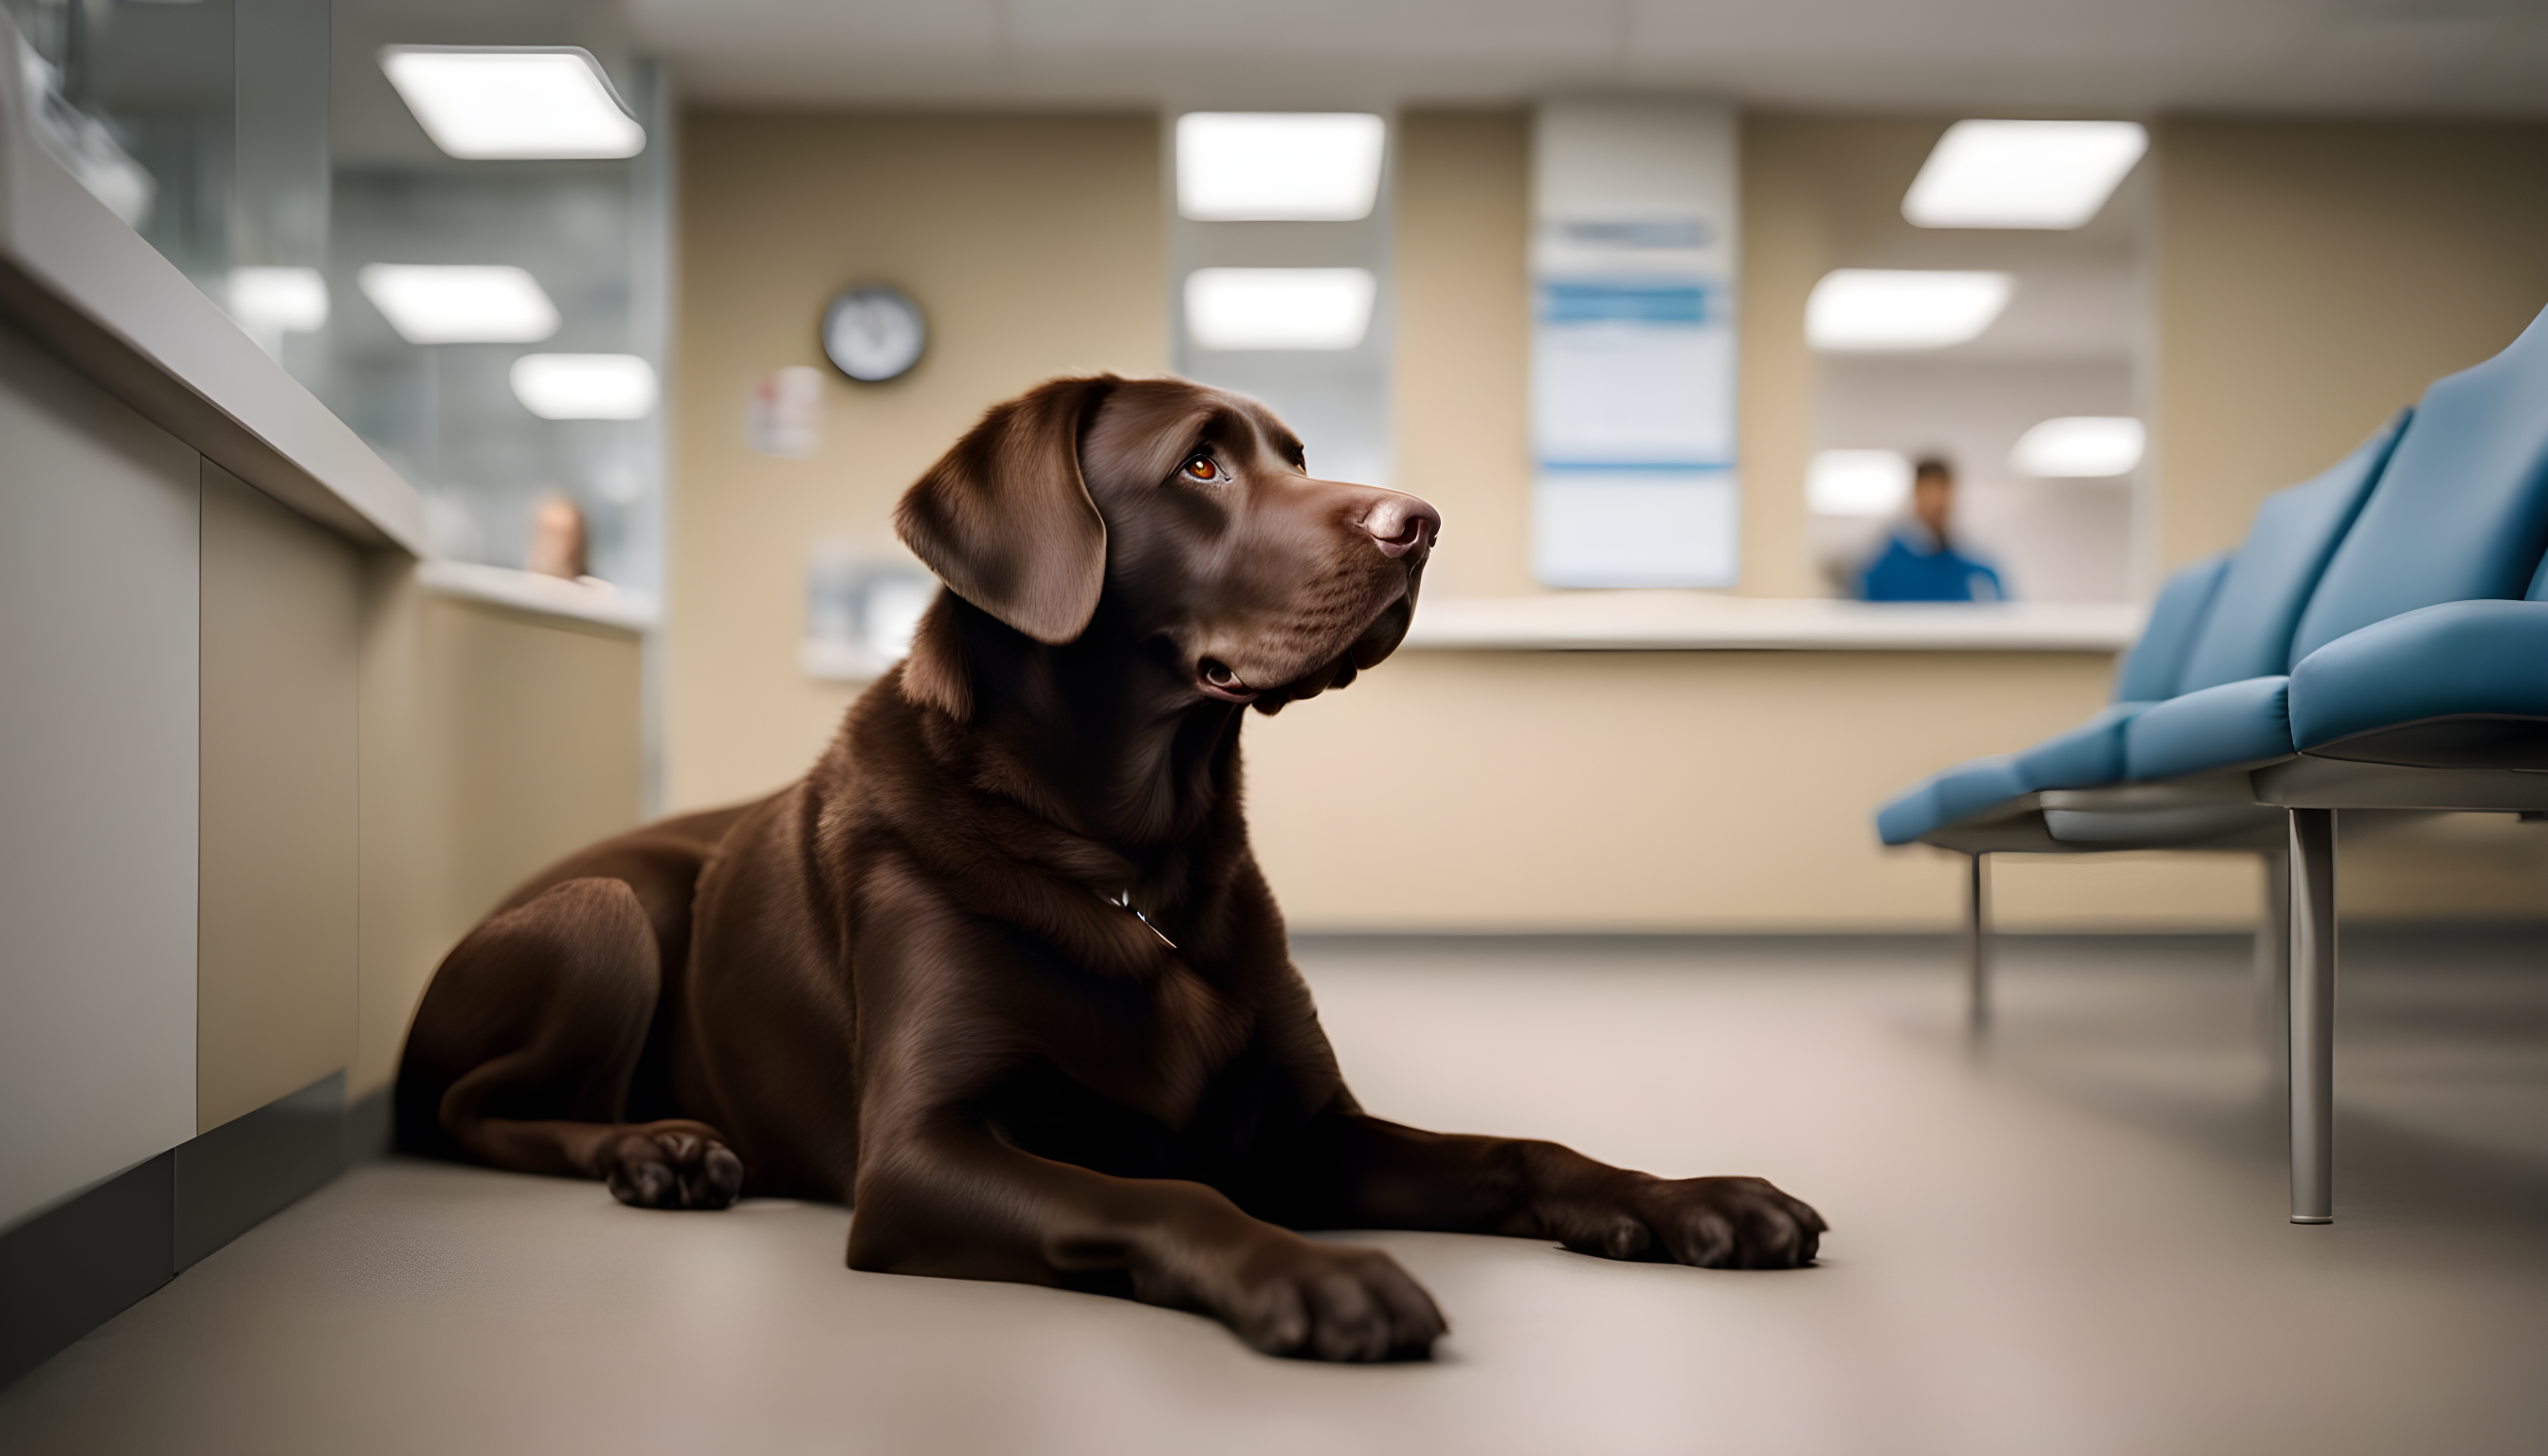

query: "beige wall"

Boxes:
[1734, 117, 1839, 601]
[668, 111, 1169, 810]
[1392, 112, 1537, 600]
[198, 464, 360, 1133]
[658, 106, 2548, 932]
[353, 570, 646, 1099]
[2151, 119, 2548, 570]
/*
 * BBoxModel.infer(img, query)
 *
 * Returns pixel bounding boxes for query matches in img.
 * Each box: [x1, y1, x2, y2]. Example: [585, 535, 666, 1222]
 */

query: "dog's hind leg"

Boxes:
[395, 877, 745, 1210]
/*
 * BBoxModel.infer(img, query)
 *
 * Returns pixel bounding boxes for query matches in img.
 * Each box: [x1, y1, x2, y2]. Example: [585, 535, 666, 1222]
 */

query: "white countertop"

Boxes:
[418, 560, 659, 635]
[1403, 592, 2142, 652]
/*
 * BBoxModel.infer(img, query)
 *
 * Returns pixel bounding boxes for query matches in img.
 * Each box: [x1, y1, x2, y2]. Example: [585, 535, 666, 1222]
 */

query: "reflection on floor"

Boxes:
[4, 932, 2543, 1456]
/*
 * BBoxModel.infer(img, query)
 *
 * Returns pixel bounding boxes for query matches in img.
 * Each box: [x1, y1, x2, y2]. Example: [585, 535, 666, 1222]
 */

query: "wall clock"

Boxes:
[821, 284, 927, 383]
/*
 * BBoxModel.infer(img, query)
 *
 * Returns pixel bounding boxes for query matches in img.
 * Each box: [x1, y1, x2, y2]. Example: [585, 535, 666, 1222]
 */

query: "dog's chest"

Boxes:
[991, 1023, 1293, 1189]
[1031, 956, 1256, 1131]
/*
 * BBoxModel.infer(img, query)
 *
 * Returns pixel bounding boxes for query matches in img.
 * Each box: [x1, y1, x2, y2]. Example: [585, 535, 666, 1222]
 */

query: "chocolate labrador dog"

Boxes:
[396, 374, 1825, 1361]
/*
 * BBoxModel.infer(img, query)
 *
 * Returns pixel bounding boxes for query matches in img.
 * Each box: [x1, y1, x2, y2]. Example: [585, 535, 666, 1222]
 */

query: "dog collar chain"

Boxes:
[1107, 889, 1177, 950]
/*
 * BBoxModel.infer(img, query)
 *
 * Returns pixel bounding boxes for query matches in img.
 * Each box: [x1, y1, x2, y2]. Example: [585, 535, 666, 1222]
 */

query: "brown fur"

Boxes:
[396, 375, 1824, 1360]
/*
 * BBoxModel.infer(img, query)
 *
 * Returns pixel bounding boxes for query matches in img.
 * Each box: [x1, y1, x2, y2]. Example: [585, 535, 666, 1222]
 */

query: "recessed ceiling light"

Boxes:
[1903, 120, 2148, 229]
[357, 264, 560, 344]
[510, 354, 657, 420]
[226, 266, 329, 335]
[1177, 113, 1386, 222]
[2012, 416, 2145, 477]
[1808, 449, 1913, 516]
[379, 46, 646, 160]
[1186, 268, 1376, 351]
[1806, 270, 2011, 351]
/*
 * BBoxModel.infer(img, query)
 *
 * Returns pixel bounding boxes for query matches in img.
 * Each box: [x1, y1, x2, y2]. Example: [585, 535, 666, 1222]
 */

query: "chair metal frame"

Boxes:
[1918, 753, 2548, 1224]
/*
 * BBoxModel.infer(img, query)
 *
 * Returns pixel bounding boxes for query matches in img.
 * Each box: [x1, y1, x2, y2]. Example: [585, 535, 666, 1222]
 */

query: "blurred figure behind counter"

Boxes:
[526, 494, 591, 582]
[1858, 456, 2006, 603]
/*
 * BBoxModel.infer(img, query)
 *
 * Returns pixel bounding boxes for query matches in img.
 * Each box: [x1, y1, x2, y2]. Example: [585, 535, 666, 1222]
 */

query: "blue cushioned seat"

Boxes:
[2095, 413, 2401, 782]
[2112, 310, 2548, 782]
[2011, 702, 2152, 790]
[1875, 756, 2029, 846]
[2285, 315, 2548, 664]
[2122, 676, 2293, 780]
[2286, 598, 2548, 769]
[1871, 413, 2408, 844]
[2169, 413, 2404, 696]
[2114, 553, 2232, 702]
[1870, 556, 2235, 845]
[2258, 310, 2548, 775]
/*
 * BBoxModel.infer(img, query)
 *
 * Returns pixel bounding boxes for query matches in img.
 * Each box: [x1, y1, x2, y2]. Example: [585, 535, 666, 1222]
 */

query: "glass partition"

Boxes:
[9, 0, 328, 293]
[314, 7, 669, 599]
[6, 0, 670, 604]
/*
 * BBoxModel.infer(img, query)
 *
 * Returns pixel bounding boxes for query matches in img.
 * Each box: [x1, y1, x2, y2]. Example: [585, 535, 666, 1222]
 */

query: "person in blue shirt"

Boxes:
[1858, 456, 2006, 602]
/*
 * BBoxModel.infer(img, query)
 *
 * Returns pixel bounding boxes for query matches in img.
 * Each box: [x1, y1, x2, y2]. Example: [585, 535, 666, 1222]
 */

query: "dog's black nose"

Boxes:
[1360, 493, 1441, 559]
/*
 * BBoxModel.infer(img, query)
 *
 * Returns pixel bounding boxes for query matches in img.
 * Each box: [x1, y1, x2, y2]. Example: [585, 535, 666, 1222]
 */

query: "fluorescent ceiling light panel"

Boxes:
[510, 354, 657, 420]
[358, 264, 560, 344]
[1903, 120, 2148, 229]
[1806, 269, 2011, 352]
[380, 46, 646, 160]
[1177, 113, 1386, 221]
[227, 266, 328, 334]
[1186, 267, 1376, 351]
[1808, 449, 1913, 517]
[2012, 416, 2145, 477]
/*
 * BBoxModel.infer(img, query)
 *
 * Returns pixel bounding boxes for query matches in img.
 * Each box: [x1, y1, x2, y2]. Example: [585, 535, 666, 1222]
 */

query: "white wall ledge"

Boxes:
[1404, 592, 2142, 652]
[419, 560, 657, 635]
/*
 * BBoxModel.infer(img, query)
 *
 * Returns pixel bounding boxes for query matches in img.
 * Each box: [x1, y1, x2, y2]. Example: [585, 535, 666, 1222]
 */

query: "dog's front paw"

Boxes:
[1208, 1236, 1447, 1362]
[597, 1121, 745, 1210]
[1633, 1175, 1826, 1268]
[1553, 1175, 1826, 1269]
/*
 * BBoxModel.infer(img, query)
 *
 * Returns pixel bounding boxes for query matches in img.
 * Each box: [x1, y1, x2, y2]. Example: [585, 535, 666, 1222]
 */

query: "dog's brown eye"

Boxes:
[1181, 455, 1221, 482]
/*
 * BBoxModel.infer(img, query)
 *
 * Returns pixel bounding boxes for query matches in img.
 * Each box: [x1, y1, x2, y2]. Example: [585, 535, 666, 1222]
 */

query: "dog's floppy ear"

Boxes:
[893, 375, 1117, 646]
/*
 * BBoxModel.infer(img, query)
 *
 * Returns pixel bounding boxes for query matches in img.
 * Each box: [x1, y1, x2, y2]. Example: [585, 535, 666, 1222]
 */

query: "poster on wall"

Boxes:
[1530, 102, 1739, 589]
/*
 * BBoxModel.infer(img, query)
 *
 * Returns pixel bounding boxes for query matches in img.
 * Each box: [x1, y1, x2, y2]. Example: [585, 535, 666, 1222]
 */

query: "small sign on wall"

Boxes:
[747, 366, 825, 459]
[804, 542, 937, 681]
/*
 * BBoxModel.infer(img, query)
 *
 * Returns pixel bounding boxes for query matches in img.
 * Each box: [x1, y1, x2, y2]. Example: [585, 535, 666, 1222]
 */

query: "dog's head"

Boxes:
[894, 374, 1439, 717]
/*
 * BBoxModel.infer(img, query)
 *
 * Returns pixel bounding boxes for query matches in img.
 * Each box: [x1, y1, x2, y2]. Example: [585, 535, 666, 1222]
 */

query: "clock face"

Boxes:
[822, 285, 927, 383]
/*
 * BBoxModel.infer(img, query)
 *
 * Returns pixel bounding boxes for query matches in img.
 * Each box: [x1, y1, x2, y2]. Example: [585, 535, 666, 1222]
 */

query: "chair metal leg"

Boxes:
[2287, 810, 2337, 1225]
[1964, 851, 1991, 1032]
[2256, 848, 2290, 1069]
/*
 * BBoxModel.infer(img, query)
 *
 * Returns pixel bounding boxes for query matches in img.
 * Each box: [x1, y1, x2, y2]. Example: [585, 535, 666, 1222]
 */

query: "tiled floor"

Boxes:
[4, 932, 2543, 1456]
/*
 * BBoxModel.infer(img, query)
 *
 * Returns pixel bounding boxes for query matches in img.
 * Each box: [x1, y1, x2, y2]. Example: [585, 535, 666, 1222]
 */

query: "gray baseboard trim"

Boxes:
[2, 1068, 363, 1389]
[174, 1071, 345, 1271]
[0, 1152, 173, 1390]
[344, 1083, 394, 1163]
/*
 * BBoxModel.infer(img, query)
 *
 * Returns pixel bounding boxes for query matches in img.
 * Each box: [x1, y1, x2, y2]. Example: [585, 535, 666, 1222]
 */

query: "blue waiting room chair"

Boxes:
[1873, 301, 2548, 1225]
[1876, 412, 2405, 1027]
